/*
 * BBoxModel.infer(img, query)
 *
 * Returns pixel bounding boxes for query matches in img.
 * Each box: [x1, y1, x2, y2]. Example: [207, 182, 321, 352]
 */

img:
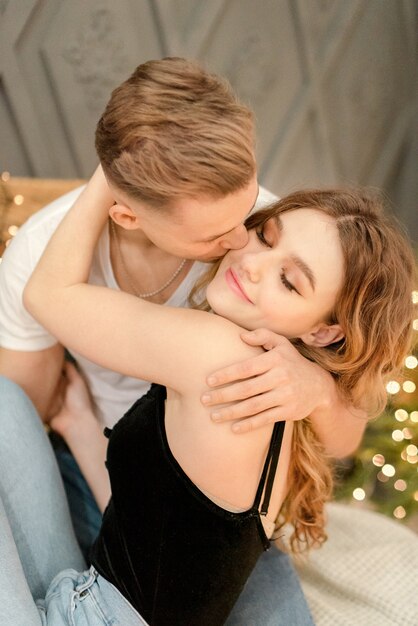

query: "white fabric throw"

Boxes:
[291, 503, 418, 626]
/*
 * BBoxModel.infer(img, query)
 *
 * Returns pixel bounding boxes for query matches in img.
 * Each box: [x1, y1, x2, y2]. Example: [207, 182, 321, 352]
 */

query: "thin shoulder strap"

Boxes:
[253, 421, 285, 516]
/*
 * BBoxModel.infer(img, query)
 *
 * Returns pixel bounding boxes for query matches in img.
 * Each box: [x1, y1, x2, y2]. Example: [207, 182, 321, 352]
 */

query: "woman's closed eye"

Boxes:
[280, 270, 299, 294]
[256, 225, 272, 247]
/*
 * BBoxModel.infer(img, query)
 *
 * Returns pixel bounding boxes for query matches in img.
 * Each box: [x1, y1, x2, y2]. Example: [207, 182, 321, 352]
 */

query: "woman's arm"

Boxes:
[23, 166, 261, 397]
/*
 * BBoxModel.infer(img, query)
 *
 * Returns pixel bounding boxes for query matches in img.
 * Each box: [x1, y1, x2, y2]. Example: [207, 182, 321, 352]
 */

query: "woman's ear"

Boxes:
[109, 203, 142, 231]
[300, 323, 344, 348]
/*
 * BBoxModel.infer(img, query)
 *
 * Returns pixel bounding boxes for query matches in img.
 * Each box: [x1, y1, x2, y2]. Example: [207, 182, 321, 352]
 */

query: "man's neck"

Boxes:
[108, 221, 192, 304]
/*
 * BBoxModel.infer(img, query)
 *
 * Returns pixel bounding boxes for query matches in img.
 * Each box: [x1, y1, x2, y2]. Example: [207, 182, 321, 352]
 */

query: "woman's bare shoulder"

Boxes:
[173, 308, 263, 392]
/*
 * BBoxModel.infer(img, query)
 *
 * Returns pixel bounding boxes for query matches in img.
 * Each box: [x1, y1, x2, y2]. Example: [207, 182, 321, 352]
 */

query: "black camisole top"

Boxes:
[91, 384, 285, 626]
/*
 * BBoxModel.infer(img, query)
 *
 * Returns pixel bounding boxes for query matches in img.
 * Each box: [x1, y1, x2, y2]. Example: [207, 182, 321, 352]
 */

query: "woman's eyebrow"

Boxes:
[274, 215, 316, 291]
[290, 255, 316, 291]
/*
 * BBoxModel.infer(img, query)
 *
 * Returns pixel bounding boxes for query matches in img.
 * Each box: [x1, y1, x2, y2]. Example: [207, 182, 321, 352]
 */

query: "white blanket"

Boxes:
[291, 503, 418, 626]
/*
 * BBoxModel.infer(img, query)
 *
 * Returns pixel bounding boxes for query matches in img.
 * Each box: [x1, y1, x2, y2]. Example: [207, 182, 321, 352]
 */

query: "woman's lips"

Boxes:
[225, 268, 253, 303]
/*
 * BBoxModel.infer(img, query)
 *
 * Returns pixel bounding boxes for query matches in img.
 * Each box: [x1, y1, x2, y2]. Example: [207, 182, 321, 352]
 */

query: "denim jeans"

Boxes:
[0, 376, 314, 625]
[50, 433, 102, 560]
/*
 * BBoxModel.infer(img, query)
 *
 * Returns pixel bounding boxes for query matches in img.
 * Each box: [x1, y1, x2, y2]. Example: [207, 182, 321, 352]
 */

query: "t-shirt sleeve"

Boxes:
[254, 185, 279, 212]
[0, 223, 58, 351]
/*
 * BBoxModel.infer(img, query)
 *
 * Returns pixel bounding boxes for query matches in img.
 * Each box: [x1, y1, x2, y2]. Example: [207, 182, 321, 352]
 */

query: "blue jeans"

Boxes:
[50, 433, 102, 560]
[0, 376, 314, 625]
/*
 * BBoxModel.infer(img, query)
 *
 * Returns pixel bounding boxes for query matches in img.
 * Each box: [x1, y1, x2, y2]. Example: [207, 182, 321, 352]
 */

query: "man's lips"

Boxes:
[225, 268, 253, 303]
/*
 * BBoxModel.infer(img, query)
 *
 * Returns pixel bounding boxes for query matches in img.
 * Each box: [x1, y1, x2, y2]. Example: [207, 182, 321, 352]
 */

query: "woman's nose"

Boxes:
[239, 251, 262, 282]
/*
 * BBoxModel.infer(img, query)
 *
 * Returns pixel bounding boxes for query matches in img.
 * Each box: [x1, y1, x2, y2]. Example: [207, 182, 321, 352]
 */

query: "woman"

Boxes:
[6, 172, 415, 625]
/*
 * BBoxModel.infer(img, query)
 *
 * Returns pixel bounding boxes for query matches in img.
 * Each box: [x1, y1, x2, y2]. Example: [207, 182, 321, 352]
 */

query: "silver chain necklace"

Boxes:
[110, 220, 187, 299]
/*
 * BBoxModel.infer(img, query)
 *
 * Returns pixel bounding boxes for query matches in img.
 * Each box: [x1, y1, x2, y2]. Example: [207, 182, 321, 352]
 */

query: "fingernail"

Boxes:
[207, 376, 217, 386]
[201, 394, 211, 405]
[211, 412, 221, 422]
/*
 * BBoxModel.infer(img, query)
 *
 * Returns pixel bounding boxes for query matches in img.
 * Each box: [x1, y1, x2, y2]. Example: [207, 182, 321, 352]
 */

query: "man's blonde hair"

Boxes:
[95, 57, 256, 208]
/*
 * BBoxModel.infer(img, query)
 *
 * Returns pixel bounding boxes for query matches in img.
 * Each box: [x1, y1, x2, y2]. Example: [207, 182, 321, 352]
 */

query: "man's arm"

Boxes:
[0, 344, 65, 421]
[201, 329, 367, 458]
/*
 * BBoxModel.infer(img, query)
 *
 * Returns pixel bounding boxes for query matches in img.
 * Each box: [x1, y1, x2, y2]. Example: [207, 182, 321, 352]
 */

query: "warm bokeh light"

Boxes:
[13, 194, 24, 206]
[386, 381, 400, 394]
[402, 428, 413, 439]
[405, 355, 418, 369]
[377, 471, 389, 483]
[353, 488, 366, 501]
[372, 454, 385, 467]
[391, 429, 404, 442]
[394, 409, 408, 422]
[402, 381, 416, 393]
[381, 464, 395, 477]
[7, 225, 19, 237]
[394, 479, 407, 492]
[393, 506, 406, 519]
[410, 411, 418, 423]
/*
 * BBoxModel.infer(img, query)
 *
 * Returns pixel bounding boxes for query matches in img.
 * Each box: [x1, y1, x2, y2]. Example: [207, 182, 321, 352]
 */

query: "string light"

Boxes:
[413, 319, 418, 331]
[394, 479, 407, 491]
[372, 454, 385, 466]
[381, 464, 396, 477]
[414, 492, 418, 502]
[386, 381, 400, 394]
[391, 429, 404, 442]
[352, 488, 365, 501]
[410, 411, 418, 423]
[412, 291, 418, 305]
[377, 471, 389, 483]
[13, 194, 24, 206]
[405, 356, 418, 369]
[7, 225, 18, 236]
[406, 444, 418, 456]
[1, 171, 10, 182]
[393, 506, 406, 519]
[402, 428, 413, 439]
[402, 381, 416, 393]
[394, 409, 408, 422]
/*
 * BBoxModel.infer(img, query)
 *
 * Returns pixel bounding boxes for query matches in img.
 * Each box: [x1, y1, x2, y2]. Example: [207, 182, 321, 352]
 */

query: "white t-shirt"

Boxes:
[0, 185, 277, 427]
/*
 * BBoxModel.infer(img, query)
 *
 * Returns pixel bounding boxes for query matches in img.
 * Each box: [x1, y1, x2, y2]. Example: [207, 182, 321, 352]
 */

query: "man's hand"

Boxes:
[201, 329, 332, 434]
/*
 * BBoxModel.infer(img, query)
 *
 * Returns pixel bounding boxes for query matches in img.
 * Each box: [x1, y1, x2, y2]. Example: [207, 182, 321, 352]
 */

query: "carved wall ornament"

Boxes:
[225, 34, 277, 104]
[61, 4, 128, 114]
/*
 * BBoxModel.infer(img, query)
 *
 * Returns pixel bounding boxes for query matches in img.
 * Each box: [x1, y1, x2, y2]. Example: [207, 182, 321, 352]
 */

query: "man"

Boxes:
[0, 58, 365, 625]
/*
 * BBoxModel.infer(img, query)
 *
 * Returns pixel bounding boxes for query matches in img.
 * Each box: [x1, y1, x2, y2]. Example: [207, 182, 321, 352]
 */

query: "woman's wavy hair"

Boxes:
[190, 188, 416, 552]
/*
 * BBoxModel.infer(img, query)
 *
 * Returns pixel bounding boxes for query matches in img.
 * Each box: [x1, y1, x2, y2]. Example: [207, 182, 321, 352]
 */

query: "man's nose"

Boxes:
[220, 225, 249, 250]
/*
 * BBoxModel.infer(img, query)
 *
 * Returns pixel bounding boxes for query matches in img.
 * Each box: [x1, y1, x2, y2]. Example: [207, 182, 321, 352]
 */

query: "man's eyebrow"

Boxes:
[200, 185, 260, 242]
[273, 215, 316, 291]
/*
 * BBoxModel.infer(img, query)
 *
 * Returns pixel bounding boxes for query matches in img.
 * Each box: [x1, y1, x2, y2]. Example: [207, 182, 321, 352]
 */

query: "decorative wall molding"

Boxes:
[0, 0, 416, 238]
